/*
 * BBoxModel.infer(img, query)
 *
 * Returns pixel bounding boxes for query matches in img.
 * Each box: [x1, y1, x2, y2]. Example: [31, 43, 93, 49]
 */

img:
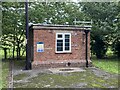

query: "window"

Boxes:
[56, 33, 71, 53]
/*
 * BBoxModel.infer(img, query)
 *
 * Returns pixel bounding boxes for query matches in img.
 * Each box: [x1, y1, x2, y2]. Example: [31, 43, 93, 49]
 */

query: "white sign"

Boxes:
[37, 42, 44, 52]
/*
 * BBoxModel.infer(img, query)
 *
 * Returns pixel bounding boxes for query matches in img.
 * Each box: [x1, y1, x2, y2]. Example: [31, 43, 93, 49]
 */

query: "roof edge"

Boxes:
[29, 24, 92, 30]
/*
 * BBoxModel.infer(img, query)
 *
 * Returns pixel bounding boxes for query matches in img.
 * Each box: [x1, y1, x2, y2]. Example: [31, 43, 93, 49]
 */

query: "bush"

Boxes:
[112, 39, 120, 58]
[91, 35, 108, 59]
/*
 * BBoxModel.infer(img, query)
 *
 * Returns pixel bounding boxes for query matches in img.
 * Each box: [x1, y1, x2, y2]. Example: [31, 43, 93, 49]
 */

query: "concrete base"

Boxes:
[48, 67, 86, 73]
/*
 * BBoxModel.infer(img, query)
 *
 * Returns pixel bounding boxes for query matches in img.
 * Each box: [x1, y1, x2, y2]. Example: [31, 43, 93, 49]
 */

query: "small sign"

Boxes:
[37, 42, 44, 52]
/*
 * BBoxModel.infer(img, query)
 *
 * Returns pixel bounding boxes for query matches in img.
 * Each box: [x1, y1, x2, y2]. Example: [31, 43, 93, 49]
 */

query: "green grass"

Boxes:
[14, 73, 28, 80]
[14, 69, 118, 88]
[0, 50, 2, 89]
[0, 49, 9, 89]
[0, 48, 26, 88]
[1, 58, 26, 89]
[92, 57, 119, 74]
[1, 48, 119, 88]
[0, 62, 2, 89]
[2, 61, 9, 88]
[13, 55, 118, 88]
[92, 48, 119, 74]
[13, 58, 26, 69]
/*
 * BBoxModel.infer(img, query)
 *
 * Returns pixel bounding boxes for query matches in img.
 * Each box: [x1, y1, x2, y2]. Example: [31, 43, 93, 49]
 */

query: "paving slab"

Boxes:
[48, 67, 86, 73]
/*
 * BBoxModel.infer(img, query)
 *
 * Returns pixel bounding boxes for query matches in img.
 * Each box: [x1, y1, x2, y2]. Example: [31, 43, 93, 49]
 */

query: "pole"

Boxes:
[25, 0, 31, 70]
[84, 30, 89, 68]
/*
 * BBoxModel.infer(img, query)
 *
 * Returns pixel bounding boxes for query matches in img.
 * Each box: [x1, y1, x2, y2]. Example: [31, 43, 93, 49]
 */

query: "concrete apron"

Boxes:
[48, 67, 86, 74]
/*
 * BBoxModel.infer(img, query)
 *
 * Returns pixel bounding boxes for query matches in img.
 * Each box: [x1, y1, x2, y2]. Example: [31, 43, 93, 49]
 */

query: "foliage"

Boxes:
[81, 2, 120, 58]
[91, 35, 107, 59]
[111, 3, 120, 57]
[1, 2, 120, 59]
[2, 2, 26, 59]
[1, 2, 120, 89]
[28, 2, 88, 24]
[112, 39, 120, 57]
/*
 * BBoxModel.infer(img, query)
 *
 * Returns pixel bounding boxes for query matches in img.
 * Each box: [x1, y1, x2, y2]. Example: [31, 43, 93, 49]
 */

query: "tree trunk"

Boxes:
[13, 33, 16, 59]
[17, 48, 18, 60]
[13, 46, 15, 59]
[18, 47, 21, 58]
[17, 41, 20, 60]
[18, 45, 21, 59]
[3, 48, 7, 59]
[16, 40, 18, 60]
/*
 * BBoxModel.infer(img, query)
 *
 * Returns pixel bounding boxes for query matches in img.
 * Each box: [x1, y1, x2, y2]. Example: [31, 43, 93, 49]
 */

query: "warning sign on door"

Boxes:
[37, 42, 44, 52]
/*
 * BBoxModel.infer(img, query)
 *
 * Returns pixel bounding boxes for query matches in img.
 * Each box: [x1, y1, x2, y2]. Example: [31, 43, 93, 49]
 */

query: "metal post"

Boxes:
[84, 30, 90, 68]
[25, 0, 31, 70]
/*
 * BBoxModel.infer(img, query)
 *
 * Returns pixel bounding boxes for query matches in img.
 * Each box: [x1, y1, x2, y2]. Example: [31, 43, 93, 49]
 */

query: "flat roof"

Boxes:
[30, 24, 92, 30]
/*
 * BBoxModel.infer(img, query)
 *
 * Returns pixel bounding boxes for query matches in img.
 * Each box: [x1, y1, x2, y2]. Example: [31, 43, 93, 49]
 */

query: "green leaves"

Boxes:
[2, 2, 26, 58]
[29, 2, 86, 25]
[82, 2, 120, 58]
[2, 2, 120, 58]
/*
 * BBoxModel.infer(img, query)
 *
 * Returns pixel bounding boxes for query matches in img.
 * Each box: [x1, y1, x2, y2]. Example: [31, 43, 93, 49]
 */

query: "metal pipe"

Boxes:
[84, 30, 90, 68]
[25, 0, 31, 70]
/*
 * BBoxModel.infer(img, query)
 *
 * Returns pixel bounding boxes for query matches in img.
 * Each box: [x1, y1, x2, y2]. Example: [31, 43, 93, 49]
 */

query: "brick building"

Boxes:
[28, 24, 91, 68]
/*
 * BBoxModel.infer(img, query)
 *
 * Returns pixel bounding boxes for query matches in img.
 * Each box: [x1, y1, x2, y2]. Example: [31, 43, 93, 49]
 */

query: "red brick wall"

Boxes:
[32, 29, 91, 67]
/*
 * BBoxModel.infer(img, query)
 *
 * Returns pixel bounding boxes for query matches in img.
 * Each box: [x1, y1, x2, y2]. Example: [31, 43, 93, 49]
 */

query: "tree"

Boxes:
[81, 2, 119, 58]
[2, 2, 119, 60]
[112, 2, 120, 57]
[2, 2, 25, 59]
[28, 2, 87, 25]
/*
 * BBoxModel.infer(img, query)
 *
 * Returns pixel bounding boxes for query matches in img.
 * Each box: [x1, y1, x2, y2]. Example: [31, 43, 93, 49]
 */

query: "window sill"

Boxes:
[55, 51, 72, 54]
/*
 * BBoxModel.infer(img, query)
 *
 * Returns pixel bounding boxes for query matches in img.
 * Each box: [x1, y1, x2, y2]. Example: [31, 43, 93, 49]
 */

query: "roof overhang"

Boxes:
[29, 24, 92, 31]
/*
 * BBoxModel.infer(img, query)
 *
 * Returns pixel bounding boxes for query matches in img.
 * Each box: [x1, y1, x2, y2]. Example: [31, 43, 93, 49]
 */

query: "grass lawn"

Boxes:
[2, 61, 9, 88]
[92, 57, 119, 74]
[13, 57, 118, 88]
[0, 50, 9, 89]
[0, 49, 25, 89]
[1, 47, 119, 88]
[0, 61, 2, 89]
[13, 68, 118, 88]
